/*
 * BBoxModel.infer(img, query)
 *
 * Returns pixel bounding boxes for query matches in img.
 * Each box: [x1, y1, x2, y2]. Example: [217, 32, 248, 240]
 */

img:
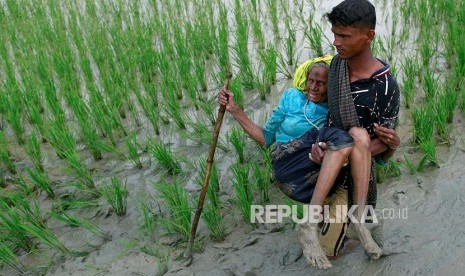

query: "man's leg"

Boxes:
[300, 146, 352, 269]
[348, 127, 382, 259]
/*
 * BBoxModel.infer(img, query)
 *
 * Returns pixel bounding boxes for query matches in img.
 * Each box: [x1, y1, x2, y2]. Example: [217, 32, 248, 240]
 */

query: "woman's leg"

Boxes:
[348, 127, 382, 259]
[300, 144, 352, 269]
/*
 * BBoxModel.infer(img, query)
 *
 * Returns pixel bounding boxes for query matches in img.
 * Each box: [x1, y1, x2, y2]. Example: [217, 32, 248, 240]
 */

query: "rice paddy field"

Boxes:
[1, 0, 465, 275]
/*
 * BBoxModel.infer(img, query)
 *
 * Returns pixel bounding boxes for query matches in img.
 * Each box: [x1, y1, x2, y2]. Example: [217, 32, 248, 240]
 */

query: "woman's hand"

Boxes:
[218, 87, 237, 112]
[374, 123, 400, 150]
[310, 142, 327, 164]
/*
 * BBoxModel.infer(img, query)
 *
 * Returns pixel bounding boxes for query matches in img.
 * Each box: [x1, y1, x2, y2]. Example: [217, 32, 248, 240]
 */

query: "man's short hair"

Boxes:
[326, 0, 376, 29]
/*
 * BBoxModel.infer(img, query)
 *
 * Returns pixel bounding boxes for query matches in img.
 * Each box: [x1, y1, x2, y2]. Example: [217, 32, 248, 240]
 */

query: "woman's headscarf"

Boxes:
[292, 55, 333, 91]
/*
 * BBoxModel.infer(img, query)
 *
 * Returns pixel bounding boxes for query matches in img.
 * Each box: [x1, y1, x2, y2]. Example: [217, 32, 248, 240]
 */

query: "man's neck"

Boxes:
[347, 50, 383, 82]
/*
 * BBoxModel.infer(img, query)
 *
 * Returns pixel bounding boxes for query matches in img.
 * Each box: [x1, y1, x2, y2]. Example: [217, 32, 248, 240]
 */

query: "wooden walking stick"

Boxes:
[184, 72, 232, 263]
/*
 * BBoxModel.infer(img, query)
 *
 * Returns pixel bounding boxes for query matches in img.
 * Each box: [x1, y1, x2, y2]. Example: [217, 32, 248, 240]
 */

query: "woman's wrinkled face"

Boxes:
[305, 66, 328, 103]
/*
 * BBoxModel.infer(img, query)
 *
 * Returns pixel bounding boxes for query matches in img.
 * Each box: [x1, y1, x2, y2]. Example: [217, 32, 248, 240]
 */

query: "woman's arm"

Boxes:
[218, 88, 266, 146]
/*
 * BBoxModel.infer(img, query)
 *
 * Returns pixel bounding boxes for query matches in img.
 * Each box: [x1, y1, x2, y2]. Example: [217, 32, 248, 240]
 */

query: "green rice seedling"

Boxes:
[57, 198, 100, 212]
[27, 168, 54, 199]
[65, 151, 95, 190]
[403, 155, 417, 175]
[423, 67, 439, 102]
[101, 177, 128, 216]
[154, 179, 191, 241]
[214, 1, 231, 82]
[134, 83, 160, 135]
[137, 197, 157, 240]
[51, 210, 83, 228]
[0, 169, 5, 188]
[52, 211, 108, 239]
[46, 116, 76, 159]
[62, 86, 106, 161]
[5, 93, 25, 145]
[419, 38, 433, 67]
[441, 78, 459, 123]
[304, 13, 326, 57]
[254, 72, 269, 101]
[229, 78, 244, 110]
[201, 199, 225, 241]
[162, 91, 187, 130]
[9, 177, 34, 196]
[183, 121, 228, 152]
[284, 25, 297, 67]
[255, 47, 277, 100]
[194, 157, 224, 240]
[418, 138, 438, 168]
[286, 198, 305, 223]
[232, 0, 254, 89]
[24, 132, 44, 172]
[227, 126, 247, 163]
[375, 160, 401, 183]
[41, 74, 65, 120]
[400, 55, 419, 109]
[0, 243, 25, 273]
[183, 75, 201, 110]
[252, 160, 272, 204]
[149, 140, 182, 175]
[248, 5, 265, 50]
[256, 145, 273, 203]
[197, 98, 216, 126]
[125, 133, 143, 169]
[27, 102, 47, 142]
[0, 131, 16, 174]
[189, 24, 209, 92]
[11, 195, 44, 225]
[22, 215, 69, 254]
[231, 163, 253, 224]
[88, 87, 117, 146]
[371, 36, 386, 58]
[276, 51, 294, 79]
[0, 202, 34, 252]
[260, 44, 278, 85]
[80, 122, 117, 161]
[434, 83, 458, 143]
[265, 0, 279, 39]
[412, 104, 434, 145]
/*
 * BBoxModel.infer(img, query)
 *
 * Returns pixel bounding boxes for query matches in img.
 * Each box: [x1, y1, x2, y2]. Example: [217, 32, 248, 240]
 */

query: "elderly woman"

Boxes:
[218, 55, 353, 203]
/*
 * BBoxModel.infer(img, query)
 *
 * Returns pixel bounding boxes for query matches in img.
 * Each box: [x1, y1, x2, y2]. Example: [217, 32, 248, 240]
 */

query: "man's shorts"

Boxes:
[319, 185, 350, 257]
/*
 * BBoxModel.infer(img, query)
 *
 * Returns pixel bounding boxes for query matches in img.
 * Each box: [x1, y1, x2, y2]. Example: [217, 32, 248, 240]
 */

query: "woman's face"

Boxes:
[305, 66, 329, 103]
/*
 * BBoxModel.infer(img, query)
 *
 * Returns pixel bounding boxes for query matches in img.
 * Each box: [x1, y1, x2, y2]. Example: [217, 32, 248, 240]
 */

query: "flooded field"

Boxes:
[0, 0, 464, 275]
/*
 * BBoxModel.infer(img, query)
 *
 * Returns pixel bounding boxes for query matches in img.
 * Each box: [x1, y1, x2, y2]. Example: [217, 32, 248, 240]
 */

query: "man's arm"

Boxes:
[372, 123, 400, 162]
[311, 127, 399, 165]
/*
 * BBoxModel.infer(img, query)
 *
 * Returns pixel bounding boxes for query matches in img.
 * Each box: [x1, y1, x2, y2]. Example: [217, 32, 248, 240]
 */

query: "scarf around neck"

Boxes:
[327, 55, 360, 131]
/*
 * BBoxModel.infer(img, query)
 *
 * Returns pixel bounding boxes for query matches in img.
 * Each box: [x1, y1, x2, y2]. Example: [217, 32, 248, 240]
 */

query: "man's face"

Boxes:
[305, 66, 328, 103]
[331, 25, 371, 59]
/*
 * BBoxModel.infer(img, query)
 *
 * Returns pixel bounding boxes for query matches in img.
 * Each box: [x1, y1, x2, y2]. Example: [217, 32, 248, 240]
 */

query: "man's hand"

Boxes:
[310, 142, 327, 164]
[217, 87, 237, 112]
[374, 123, 400, 149]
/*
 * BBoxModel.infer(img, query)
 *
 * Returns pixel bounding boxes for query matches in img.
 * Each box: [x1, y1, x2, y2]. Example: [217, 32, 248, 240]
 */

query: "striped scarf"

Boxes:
[327, 55, 360, 130]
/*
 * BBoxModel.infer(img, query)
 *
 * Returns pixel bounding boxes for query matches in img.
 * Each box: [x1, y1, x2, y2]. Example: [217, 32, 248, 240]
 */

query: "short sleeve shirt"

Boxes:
[326, 60, 400, 137]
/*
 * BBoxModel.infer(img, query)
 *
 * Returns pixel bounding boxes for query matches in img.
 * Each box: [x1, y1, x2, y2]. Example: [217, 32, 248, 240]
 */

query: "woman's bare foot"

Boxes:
[298, 223, 332, 269]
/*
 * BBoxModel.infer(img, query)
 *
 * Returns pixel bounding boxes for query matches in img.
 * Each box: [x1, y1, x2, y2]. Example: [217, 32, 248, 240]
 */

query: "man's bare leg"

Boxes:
[348, 127, 382, 259]
[300, 146, 352, 269]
